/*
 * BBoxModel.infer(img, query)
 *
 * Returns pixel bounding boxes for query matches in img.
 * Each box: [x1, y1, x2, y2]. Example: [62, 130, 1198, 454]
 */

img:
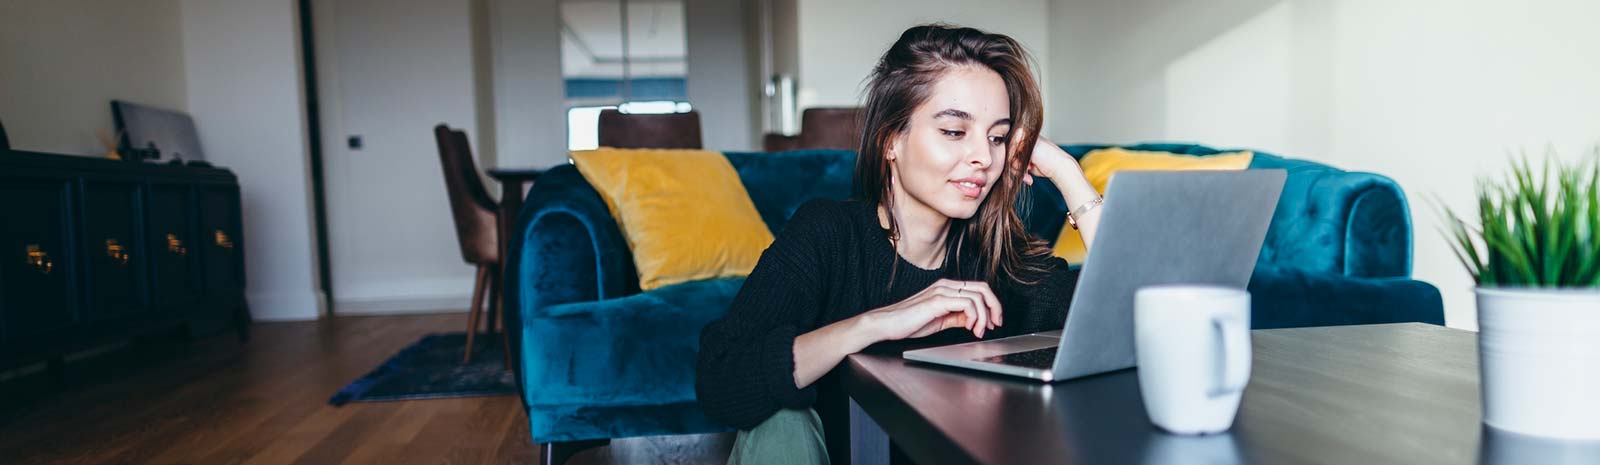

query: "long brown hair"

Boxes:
[855, 24, 1053, 288]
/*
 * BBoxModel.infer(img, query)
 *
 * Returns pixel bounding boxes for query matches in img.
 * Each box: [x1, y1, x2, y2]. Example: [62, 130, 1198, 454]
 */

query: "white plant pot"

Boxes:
[1477, 287, 1600, 439]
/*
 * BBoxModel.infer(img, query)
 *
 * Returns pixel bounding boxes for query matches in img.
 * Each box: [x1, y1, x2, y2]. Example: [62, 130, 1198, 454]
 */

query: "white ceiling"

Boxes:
[561, 0, 686, 78]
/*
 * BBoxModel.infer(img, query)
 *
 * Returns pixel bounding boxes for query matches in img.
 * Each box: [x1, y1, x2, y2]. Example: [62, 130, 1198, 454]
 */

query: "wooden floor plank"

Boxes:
[0, 314, 732, 465]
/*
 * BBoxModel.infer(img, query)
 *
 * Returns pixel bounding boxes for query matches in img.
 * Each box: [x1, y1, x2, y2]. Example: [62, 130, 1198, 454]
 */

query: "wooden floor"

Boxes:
[0, 314, 732, 465]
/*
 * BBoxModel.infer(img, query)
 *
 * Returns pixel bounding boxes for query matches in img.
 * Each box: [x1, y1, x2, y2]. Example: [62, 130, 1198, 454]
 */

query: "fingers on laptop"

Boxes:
[941, 279, 1002, 328]
[932, 279, 1002, 338]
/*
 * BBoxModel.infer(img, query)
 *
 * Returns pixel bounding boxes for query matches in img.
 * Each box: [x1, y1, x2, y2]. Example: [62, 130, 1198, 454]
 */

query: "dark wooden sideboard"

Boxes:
[1, 150, 249, 371]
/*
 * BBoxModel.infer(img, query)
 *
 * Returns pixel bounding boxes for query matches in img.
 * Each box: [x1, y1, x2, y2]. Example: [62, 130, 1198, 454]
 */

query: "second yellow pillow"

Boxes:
[572, 148, 775, 290]
[1052, 147, 1254, 264]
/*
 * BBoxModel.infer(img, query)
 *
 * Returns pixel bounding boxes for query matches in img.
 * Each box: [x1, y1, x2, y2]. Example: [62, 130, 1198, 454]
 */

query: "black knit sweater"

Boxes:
[695, 199, 1080, 430]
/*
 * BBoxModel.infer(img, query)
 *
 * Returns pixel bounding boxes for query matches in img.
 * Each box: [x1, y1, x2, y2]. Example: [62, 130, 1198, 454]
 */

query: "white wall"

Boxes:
[182, 0, 324, 321]
[1045, 0, 1282, 144]
[793, 0, 1051, 112]
[1048, 0, 1600, 329]
[687, 0, 758, 151]
[0, 0, 187, 156]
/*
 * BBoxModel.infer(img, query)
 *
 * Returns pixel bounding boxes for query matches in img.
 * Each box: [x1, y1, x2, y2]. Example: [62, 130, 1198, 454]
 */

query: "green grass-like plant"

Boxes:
[1440, 148, 1600, 288]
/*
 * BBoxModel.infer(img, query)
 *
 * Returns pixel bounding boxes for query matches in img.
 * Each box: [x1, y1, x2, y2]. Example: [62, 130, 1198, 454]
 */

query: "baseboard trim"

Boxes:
[249, 290, 323, 321]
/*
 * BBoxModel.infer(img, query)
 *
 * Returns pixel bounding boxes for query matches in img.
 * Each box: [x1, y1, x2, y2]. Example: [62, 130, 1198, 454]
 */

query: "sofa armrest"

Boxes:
[1343, 184, 1413, 278]
[506, 164, 640, 321]
[1247, 267, 1444, 329]
[501, 164, 640, 412]
[1252, 154, 1414, 278]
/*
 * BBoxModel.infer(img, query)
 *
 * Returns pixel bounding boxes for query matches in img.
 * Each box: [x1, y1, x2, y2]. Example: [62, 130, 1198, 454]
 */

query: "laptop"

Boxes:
[903, 170, 1286, 382]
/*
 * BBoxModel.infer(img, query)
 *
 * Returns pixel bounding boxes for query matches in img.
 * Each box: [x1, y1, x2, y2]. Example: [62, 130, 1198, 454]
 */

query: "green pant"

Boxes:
[728, 408, 830, 465]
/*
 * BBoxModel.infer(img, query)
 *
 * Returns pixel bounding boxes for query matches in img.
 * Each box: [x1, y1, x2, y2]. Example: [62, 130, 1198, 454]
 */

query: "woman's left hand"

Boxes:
[1021, 135, 1082, 186]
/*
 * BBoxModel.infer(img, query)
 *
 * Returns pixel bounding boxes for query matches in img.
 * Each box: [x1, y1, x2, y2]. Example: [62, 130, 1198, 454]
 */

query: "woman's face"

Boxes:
[887, 65, 1012, 221]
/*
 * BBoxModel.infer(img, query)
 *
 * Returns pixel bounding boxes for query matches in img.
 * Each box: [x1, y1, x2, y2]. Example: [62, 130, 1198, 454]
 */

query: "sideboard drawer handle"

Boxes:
[106, 239, 131, 266]
[25, 244, 53, 275]
[166, 233, 187, 257]
[214, 230, 234, 250]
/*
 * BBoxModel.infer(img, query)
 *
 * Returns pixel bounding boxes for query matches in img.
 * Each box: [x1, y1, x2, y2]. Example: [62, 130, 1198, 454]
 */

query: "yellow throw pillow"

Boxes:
[572, 148, 775, 290]
[1052, 147, 1254, 264]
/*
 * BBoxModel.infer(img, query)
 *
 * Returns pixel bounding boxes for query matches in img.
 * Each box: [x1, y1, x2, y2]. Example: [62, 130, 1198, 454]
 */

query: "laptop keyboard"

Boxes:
[975, 346, 1058, 370]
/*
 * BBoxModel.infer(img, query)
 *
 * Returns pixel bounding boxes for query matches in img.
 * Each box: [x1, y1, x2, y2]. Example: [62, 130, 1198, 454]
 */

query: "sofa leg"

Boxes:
[542, 439, 610, 465]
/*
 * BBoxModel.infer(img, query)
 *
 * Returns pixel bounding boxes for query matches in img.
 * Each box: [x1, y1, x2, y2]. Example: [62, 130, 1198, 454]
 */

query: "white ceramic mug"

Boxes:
[1135, 285, 1252, 435]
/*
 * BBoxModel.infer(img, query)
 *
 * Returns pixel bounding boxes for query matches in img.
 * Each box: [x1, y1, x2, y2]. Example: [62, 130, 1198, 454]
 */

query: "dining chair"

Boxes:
[758, 107, 862, 152]
[796, 107, 862, 150]
[433, 124, 510, 366]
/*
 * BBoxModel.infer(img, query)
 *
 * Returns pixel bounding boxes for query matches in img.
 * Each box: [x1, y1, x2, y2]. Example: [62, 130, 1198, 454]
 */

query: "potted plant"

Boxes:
[1442, 151, 1600, 439]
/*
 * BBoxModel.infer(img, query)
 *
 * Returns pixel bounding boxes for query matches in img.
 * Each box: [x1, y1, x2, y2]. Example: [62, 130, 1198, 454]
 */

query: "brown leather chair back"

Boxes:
[797, 107, 863, 150]
[433, 124, 499, 265]
[762, 133, 801, 152]
[597, 109, 703, 149]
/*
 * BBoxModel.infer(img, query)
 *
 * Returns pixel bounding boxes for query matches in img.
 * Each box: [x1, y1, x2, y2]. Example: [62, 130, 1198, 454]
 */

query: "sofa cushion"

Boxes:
[724, 149, 857, 234]
[572, 148, 775, 290]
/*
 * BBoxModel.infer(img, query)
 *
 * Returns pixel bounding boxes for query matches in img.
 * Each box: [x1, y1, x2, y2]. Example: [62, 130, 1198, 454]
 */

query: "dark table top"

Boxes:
[486, 167, 547, 183]
[844, 323, 1600, 465]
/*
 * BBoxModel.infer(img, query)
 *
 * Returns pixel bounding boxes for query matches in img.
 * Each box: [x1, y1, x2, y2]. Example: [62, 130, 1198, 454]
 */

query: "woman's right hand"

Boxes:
[859, 279, 1003, 341]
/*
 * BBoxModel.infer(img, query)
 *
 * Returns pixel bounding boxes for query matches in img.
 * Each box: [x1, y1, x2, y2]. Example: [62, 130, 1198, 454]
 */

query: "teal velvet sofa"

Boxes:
[502, 144, 1445, 458]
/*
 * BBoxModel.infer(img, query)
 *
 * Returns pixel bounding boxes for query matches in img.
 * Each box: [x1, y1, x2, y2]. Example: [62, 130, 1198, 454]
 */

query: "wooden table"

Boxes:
[487, 168, 544, 340]
[843, 323, 1600, 465]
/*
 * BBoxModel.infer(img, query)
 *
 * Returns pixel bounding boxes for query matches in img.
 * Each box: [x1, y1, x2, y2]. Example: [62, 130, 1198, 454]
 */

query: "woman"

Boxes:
[696, 24, 1105, 464]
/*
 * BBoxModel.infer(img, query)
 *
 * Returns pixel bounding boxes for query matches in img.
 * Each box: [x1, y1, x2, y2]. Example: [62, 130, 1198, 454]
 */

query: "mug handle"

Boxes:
[1209, 315, 1250, 397]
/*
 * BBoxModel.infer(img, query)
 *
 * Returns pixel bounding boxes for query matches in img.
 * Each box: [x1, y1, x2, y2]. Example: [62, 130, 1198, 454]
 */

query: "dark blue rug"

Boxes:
[329, 332, 516, 406]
